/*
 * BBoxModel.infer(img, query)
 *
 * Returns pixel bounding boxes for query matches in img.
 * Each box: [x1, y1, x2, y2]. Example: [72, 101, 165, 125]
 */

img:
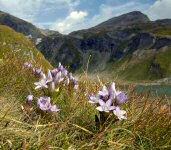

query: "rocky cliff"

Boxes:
[1, 10, 171, 80]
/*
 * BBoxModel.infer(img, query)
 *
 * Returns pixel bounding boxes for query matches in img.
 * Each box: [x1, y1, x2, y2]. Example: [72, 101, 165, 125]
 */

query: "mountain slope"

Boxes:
[1, 10, 171, 81]
[37, 12, 171, 80]
[0, 25, 52, 99]
[92, 11, 150, 30]
[0, 10, 59, 42]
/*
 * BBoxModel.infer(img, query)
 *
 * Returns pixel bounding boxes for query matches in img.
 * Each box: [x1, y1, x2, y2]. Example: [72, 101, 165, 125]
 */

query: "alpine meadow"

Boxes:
[0, 1, 171, 149]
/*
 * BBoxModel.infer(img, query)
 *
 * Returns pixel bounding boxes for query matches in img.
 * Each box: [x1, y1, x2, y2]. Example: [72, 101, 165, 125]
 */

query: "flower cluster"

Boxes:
[25, 62, 79, 113]
[37, 97, 60, 113]
[24, 62, 43, 76]
[88, 83, 128, 120]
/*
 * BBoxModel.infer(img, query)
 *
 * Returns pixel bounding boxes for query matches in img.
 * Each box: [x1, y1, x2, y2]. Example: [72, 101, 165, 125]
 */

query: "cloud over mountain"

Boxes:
[50, 11, 88, 34]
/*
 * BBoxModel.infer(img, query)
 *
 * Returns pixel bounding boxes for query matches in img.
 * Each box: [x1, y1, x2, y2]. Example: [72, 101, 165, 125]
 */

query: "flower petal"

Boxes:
[109, 106, 116, 110]
[96, 106, 104, 112]
[106, 99, 113, 106]
[99, 99, 105, 106]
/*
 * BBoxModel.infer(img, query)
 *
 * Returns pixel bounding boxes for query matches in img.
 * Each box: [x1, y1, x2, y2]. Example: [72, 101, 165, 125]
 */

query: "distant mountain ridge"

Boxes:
[1, 10, 171, 80]
[0, 10, 59, 43]
[71, 11, 150, 35]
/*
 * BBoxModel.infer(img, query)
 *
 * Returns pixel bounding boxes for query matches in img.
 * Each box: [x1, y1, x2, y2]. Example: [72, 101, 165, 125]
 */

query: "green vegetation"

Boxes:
[104, 46, 171, 81]
[0, 25, 171, 149]
[148, 28, 171, 37]
[0, 25, 51, 68]
[0, 59, 171, 149]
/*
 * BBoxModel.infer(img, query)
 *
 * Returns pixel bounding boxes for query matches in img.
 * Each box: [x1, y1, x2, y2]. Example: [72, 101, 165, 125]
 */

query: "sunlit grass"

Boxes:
[0, 54, 171, 149]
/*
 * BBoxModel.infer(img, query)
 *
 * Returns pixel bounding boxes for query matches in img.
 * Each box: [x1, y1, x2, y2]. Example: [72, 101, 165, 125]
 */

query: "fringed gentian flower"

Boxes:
[51, 82, 55, 92]
[49, 105, 60, 113]
[98, 85, 109, 98]
[47, 69, 53, 82]
[66, 78, 70, 85]
[116, 92, 128, 105]
[24, 62, 32, 68]
[25, 62, 79, 115]
[88, 82, 128, 120]
[62, 69, 68, 76]
[88, 95, 100, 104]
[96, 99, 115, 112]
[34, 74, 50, 89]
[37, 97, 51, 111]
[33, 68, 42, 75]
[113, 106, 127, 120]
[26, 94, 33, 105]
[54, 71, 63, 84]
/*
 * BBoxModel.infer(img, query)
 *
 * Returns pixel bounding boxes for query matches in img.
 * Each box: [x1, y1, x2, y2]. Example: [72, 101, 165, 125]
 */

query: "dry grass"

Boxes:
[0, 55, 171, 150]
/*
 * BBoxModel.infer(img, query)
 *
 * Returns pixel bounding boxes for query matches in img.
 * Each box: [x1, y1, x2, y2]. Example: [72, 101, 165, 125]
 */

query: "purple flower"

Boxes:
[34, 75, 49, 89]
[116, 92, 128, 105]
[74, 84, 79, 90]
[96, 99, 115, 112]
[69, 73, 73, 80]
[33, 68, 42, 75]
[73, 77, 78, 85]
[26, 94, 33, 105]
[54, 71, 64, 84]
[113, 106, 127, 120]
[58, 62, 64, 71]
[49, 105, 60, 113]
[51, 82, 55, 92]
[109, 82, 117, 99]
[98, 86, 109, 98]
[47, 69, 53, 82]
[66, 78, 70, 85]
[24, 62, 32, 68]
[62, 69, 68, 76]
[37, 97, 51, 111]
[54, 71, 62, 83]
[88, 95, 100, 104]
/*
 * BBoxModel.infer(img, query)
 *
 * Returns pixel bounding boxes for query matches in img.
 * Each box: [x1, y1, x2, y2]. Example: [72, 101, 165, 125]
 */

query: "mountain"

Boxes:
[92, 11, 150, 30]
[71, 11, 150, 35]
[0, 10, 59, 43]
[36, 11, 171, 80]
[1, 10, 171, 80]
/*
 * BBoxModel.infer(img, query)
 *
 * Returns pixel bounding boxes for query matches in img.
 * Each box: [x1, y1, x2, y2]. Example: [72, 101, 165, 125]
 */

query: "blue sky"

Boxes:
[0, 0, 171, 34]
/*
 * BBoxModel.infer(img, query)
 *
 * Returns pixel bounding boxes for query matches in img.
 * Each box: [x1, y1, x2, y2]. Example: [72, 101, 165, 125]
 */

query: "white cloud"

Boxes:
[0, 0, 80, 22]
[50, 11, 88, 34]
[50, 1, 151, 34]
[0, 0, 42, 22]
[146, 0, 171, 20]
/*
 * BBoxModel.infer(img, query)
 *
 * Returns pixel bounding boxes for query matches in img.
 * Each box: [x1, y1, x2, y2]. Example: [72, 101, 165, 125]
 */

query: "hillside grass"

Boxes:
[104, 46, 171, 81]
[148, 27, 171, 37]
[0, 25, 51, 69]
[0, 53, 171, 149]
[0, 25, 171, 149]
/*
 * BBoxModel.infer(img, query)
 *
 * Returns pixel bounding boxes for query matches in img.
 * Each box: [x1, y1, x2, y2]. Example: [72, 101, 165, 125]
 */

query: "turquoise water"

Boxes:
[136, 85, 171, 97]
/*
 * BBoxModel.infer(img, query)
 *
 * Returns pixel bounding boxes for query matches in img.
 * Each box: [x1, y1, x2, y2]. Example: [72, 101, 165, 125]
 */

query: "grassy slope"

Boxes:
[0, 25, 51, 98]
[0, 25, 171, 149]
[104, 46, 171, 81]
[0, 25, 51, 68]
[0, 74, 171, 149]
[147, 27, 171, 37]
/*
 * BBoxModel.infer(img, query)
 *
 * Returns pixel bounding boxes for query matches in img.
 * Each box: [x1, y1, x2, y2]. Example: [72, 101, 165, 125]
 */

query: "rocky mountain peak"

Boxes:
[92, 11, 150, 31]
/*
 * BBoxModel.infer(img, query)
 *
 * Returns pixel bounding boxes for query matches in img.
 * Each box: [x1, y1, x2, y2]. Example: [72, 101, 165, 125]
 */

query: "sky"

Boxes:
[0, 0, 171, 34]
